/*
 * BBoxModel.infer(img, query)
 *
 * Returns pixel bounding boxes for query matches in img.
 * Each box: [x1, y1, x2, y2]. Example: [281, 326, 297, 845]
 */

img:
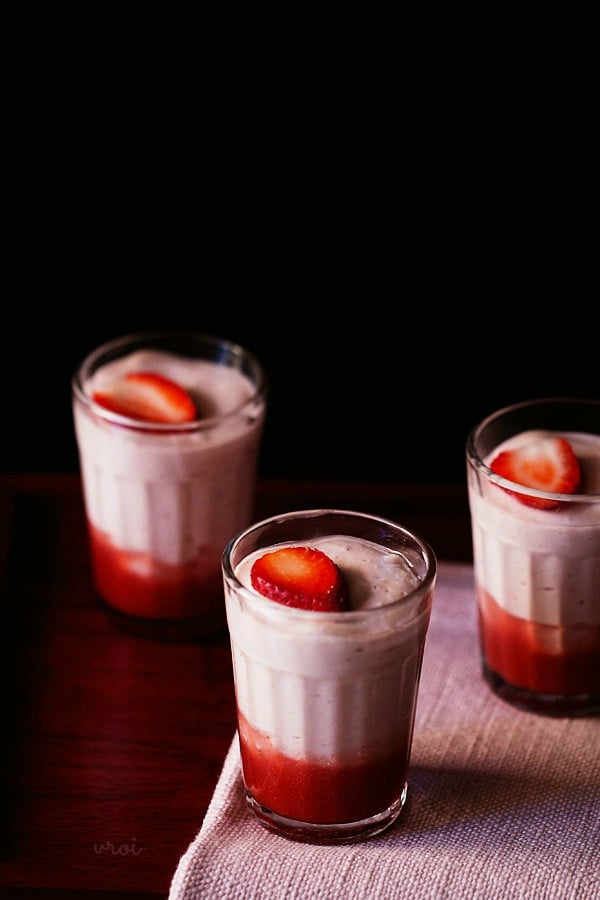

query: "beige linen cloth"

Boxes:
[169, 562, 600, 900]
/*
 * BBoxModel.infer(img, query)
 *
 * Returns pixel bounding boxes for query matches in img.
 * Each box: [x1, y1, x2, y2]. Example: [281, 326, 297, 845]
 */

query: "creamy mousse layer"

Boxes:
[73, 350, 265, 567]
[225, 535, 433, 761]
[468, 430, 600, 627]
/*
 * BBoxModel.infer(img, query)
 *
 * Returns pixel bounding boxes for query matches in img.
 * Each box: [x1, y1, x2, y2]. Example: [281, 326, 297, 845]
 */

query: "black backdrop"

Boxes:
[5, 35, 597, 485]
[3, 302, 597, 484]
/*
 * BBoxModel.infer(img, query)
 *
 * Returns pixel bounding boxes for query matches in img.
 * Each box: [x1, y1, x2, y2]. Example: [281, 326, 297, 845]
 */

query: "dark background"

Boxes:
[3, 297, 597, 485]
[4, 54, 597, 485]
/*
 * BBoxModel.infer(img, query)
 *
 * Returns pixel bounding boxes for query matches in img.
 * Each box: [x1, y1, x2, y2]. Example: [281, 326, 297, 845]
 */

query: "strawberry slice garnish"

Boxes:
[92, 371, 197, 424]
[489, 436, 581, 510]
[250, 546, 349, 612]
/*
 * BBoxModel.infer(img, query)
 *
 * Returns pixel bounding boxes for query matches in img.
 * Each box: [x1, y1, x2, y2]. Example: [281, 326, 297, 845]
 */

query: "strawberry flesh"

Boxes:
[92, 371, 197, 424]
[250, 546, 349, 612]
[490, 436, 581, 510]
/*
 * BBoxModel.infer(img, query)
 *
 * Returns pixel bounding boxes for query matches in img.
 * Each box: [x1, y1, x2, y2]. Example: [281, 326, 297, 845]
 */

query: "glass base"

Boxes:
[245, 784, 408, 844]
[98, 597, 227, 643]
[483, 663, 600, 718]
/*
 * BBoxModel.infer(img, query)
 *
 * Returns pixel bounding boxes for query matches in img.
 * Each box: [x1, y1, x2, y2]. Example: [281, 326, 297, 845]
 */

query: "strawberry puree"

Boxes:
[237, 712, 409, 825]
[89, 524, 223, 623]
[477, 587, 600, 696]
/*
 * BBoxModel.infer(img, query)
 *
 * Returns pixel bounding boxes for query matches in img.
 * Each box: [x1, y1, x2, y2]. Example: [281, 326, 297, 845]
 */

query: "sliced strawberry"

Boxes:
[489, 436, 581, 510]
[92, 371, 197, 424]
[250, 546, 349, 612]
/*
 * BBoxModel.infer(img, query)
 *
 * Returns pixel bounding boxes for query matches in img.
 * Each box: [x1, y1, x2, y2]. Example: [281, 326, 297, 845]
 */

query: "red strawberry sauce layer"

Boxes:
[477, 587, 600, 696]
[88, 524, 223, 621]
[237, 711, 410, 825]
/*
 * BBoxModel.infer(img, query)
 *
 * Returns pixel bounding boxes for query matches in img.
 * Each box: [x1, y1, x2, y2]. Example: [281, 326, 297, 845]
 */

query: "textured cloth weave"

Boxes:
[169, 562, 600, 900]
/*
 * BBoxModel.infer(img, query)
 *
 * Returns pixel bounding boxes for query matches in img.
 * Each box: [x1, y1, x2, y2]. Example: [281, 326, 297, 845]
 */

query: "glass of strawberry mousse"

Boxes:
[466, 397, 600, 716]
[72, 331, 267, 641]
[222, 508, 437, 843]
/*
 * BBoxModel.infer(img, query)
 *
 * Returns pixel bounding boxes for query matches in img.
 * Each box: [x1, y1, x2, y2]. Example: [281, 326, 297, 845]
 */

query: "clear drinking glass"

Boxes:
[72, 331, 267, 641]
[466, 397, 600, 716]
[222, 508, 436, 843]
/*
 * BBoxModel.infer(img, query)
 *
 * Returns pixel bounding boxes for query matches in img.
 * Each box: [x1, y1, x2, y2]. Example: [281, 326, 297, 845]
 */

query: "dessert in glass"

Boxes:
[466, 397, 600, 716]
[222, 508, 436, 843]
[72, 331, 267, 641]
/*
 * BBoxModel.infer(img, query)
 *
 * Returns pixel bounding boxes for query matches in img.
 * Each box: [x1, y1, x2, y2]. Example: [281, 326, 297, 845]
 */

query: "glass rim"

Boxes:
[222, 508, 437, 623]
[466, 396, 600, 503]
[71, 329, 268, 433]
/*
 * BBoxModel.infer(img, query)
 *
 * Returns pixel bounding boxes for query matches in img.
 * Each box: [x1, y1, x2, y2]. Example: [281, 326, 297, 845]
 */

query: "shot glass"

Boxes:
[466, 398, 600, 716]
[222, 509, 437, 843]
[72, 331, 267, 641]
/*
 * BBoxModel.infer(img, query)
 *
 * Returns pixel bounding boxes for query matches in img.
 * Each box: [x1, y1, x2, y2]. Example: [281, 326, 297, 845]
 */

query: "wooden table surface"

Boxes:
[0, 474, 472, 899]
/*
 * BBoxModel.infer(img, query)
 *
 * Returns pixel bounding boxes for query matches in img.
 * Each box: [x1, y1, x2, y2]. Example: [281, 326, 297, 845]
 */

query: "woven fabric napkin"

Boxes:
[169, 562, 600, 900]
